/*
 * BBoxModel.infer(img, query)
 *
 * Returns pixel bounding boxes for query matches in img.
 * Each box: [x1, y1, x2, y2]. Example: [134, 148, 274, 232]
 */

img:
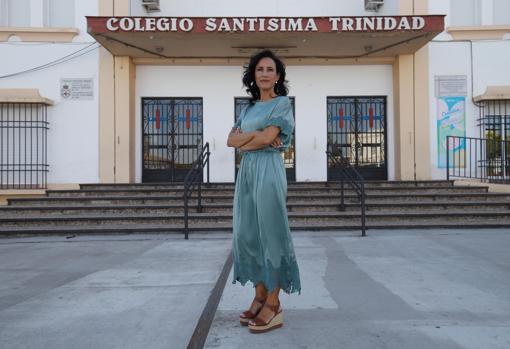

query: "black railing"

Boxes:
[446, 136, 510, 184]
[326, 149, 366, 237]
[183, 142, 211, 239]
[1, 103, 49, 189]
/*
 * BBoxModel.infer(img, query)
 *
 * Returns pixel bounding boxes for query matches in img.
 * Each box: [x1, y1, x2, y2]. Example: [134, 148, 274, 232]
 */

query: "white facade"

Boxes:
[129, 0, 400, 17]
[428, 0, 510, 179]
[1, 0, 509, 186]
[135, 64, 394, 182]
[0, 0, 100, 184]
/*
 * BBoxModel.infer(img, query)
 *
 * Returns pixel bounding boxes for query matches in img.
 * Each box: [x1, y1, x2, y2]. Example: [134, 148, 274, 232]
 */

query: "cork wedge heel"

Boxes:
[248, 302, 283, 334]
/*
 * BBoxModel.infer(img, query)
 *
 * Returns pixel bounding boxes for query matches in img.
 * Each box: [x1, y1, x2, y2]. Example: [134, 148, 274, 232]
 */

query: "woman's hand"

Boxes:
[228, 129, 262, 148]
[270, 136, 283, 148]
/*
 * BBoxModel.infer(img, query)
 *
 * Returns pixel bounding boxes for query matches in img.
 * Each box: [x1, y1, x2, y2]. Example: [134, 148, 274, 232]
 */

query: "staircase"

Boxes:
[1, 180, 510, 236]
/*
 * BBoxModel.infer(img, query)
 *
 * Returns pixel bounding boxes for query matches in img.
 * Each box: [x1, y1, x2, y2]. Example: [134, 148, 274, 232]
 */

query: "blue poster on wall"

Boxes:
[437, 96, 466, 168]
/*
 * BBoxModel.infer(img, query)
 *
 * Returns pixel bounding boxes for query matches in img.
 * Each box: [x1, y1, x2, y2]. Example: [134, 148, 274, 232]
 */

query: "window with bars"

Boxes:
[477, 99, 510, 179]
[0, 103, 49, 189]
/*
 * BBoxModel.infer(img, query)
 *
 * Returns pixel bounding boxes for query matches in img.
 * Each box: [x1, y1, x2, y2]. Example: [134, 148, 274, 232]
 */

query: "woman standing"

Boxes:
[227, 49, 301, 334]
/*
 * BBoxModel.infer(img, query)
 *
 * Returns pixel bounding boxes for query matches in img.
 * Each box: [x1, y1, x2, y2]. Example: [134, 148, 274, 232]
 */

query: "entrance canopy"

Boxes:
[86, 15, 445, 59]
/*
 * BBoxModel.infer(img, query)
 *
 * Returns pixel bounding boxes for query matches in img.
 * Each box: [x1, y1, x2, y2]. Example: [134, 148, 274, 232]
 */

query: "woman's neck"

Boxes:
[259, 89, 277, 102]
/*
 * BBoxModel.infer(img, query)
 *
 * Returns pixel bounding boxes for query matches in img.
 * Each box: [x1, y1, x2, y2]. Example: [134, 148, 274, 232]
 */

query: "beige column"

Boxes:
[413, 0, 431, 180]
[114, 56, 136, 182]
[98, 45, 115, 182]
[98, 0, 135, 183]
[393, 54, 415, 180]
[413, 46, 431, 180]
[393, 0, 431, 180]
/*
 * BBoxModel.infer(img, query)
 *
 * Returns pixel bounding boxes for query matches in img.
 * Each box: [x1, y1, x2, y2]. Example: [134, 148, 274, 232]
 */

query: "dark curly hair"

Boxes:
[242, 49, 289, 104]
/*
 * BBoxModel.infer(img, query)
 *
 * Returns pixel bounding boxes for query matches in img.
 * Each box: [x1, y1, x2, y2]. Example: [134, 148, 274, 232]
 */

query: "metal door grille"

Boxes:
[234, 97, 296, 181]
[327, 96, 387, 180]
[142, 98, 203, 182]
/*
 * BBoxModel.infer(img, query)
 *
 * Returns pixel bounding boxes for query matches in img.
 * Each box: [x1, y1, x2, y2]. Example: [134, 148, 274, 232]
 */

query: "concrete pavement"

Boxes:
[207, 229, 510, 349]
[0, 234, 231, 349]
[1, 229, 510, 349]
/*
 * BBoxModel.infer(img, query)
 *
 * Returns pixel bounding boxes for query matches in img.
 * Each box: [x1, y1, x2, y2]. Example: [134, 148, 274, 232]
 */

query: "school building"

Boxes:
[1, 0, 509, 190]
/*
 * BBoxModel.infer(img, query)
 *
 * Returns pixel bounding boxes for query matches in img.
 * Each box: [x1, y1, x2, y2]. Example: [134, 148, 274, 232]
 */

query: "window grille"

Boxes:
[1, 101, 50, 189]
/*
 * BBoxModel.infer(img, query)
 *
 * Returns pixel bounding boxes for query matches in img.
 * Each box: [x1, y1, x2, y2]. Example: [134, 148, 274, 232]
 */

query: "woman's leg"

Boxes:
[255, 282, 268, 301]
[265, 286, 280, 306]
[252, 285, 281, 324]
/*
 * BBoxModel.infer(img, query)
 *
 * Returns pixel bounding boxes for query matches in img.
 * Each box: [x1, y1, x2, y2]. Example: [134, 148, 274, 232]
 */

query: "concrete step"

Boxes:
[1, 217, 510, 236]
[46, 185, 486, 198]
[1, 201, 509, 217]
[7, 192, 510, 206]
[1, 210, 510, 229]
[78, 180, 455, 191]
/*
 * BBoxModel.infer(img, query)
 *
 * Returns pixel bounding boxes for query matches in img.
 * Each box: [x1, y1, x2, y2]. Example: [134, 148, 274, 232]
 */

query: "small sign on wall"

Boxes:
[60, 78, 94, 100]
[434, 75, 467, 97]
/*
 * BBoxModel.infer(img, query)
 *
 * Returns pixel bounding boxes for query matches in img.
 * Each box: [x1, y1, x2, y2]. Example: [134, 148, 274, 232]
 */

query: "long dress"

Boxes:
[231, 95, 301, 295]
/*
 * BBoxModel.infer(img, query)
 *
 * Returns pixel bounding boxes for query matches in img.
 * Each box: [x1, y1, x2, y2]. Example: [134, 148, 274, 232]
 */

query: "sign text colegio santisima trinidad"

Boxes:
[105, 16, 427, 33]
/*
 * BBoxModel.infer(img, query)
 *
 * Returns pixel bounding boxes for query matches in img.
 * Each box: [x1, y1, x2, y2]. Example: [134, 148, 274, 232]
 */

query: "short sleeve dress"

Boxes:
[231, 96, 301, 295]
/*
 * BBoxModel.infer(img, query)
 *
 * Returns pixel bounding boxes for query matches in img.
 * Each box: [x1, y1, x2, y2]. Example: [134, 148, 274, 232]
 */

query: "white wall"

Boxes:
[428, 40, 510, 179]
[429, 0, 510, 30]
[130, 0, 399, 16]
[0, 0, 100, 185]
[136, 64, 394, 183]
[428, 0, 510, 180]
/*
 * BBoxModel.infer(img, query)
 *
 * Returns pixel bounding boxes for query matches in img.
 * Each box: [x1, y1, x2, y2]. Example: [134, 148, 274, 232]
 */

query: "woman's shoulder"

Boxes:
[275, 96, 292, 110]
[275, 95, 291, 106]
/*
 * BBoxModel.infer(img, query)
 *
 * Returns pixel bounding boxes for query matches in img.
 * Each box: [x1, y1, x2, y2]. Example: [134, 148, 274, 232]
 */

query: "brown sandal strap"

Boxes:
[249, 303, 281, 326]
[240, 297, 266, 318]
[254, 297, 266, 304]
[264, 302, 280, 313]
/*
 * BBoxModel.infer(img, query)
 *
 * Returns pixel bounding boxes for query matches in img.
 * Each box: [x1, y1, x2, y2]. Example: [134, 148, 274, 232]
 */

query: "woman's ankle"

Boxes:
[265, 298, 280, 306]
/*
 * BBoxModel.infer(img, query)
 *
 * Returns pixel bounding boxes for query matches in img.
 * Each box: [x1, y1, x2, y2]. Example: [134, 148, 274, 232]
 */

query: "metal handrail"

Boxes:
[326, 150, 367, 236]
[183, 142, 211, 239]
[446, 135, 510, 184]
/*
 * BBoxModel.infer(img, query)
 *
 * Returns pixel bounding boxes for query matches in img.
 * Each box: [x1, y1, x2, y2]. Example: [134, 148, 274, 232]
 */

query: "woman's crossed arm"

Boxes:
[238, 126, 281, 151]
[227, 128, 259, 148]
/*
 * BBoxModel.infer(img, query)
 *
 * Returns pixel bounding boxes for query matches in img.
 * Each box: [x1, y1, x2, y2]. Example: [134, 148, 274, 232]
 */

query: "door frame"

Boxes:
[141, 97, 203, 183]
[326, 95, 388, 180]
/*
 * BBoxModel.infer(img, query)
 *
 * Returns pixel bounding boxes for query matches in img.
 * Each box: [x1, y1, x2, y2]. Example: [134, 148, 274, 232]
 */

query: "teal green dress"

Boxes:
[231, 96, 301, 295]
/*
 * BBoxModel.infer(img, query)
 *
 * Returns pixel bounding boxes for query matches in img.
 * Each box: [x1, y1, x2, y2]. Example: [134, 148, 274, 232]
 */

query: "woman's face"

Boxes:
[255, 57, 280, 92]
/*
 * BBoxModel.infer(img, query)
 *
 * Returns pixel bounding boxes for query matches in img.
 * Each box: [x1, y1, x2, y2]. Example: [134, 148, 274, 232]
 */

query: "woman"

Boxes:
[226, 49, 301, 334]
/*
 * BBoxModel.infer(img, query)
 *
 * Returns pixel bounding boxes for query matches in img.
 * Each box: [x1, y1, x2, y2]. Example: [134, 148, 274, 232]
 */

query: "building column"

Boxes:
[414, 45, 431, 180]
[113, 56, 136, 182]
[393, 0, 431, 180]
[393, 54, 415, 180]
[98, 0, 135, 183]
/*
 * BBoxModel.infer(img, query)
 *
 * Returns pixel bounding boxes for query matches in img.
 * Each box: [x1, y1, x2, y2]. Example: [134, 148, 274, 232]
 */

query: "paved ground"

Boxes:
[0, 234, 231, 349]
[1, 229, 510, 349]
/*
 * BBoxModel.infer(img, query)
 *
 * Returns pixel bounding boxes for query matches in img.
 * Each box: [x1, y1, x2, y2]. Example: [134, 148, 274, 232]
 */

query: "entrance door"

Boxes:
[327, 96, 387, 180]
[142, 97, 203, 182]
[234, 97, 296, 181]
